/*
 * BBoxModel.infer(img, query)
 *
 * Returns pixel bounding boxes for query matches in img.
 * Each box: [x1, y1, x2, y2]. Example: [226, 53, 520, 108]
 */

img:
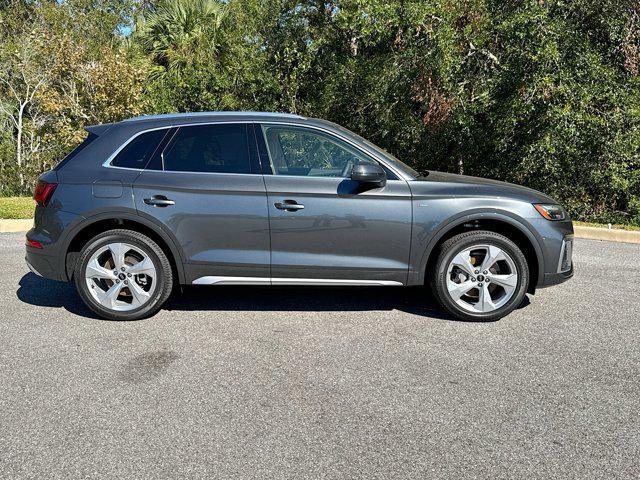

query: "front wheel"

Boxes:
[74, 229, 173, 321]
[431, 231, 529, 322]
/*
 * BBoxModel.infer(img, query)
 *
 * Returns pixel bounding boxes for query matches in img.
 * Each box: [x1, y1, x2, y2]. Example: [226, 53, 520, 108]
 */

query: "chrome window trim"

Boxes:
[262, 175, 407, 183]
[140, 170, 266, 177]
[101, 120, 411, 180]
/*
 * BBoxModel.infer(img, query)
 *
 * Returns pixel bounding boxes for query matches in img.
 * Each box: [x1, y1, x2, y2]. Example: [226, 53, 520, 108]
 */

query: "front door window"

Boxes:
[261, 125, 378, 178]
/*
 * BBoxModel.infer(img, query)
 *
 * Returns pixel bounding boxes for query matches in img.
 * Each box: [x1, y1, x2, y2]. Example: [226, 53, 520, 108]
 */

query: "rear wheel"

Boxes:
[74, 229, 173, 320]
[431, 230, 529, 322]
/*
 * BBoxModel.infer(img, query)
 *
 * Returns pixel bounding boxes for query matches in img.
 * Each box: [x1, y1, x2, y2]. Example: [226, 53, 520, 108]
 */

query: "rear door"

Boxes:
[258, 123, 412, 285]
[132, 122, 271, 284]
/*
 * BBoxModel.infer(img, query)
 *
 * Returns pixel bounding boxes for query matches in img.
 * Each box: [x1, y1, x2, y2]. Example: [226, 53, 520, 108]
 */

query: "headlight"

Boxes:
[534, 204, 567, 221]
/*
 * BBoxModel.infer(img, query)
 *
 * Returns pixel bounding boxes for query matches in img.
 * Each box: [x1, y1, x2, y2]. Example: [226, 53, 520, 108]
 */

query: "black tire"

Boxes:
[430, 230, 529, 322]
[74, 229, 173, 320]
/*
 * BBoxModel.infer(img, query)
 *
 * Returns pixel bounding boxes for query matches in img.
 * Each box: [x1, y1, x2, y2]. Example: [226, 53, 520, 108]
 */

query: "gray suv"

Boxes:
[25, 112, 573, 321]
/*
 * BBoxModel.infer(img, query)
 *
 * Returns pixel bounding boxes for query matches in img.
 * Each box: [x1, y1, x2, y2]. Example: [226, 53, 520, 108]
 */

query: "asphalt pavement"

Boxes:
[0, 233, 638, 479]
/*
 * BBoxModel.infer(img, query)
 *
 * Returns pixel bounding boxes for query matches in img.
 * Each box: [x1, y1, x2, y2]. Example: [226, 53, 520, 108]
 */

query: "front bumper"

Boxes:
[540, 266, 574, 288]
[526, 214, 574, 290]
[538, 232, 574, 288]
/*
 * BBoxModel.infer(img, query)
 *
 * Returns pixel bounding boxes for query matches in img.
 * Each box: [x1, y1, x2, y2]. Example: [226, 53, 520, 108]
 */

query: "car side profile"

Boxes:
[25, 112, 573, 321]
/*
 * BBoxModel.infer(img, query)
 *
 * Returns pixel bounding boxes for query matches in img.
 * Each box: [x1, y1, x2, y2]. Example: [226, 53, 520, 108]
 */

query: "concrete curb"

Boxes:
[0, 219, 32, 233]
[573, 225, 640, 245]
[1, 219, 639, 244]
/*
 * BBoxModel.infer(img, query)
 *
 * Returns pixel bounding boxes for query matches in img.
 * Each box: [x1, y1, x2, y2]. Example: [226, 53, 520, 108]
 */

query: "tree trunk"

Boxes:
[16, 103, 25, 188]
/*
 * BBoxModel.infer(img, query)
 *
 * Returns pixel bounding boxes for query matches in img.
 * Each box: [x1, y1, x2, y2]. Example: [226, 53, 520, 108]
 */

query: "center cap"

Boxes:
[476, 274, 485, 282]
[118, 273, 126, 280]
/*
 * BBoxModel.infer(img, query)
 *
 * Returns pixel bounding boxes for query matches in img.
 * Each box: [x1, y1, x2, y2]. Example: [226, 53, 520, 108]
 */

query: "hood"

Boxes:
[411, 171, 558, 204]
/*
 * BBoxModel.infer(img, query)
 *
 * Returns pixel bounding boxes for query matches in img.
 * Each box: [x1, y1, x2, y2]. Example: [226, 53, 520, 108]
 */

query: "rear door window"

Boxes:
[111, 129, 168, 169]
[162, 124, 252, 174]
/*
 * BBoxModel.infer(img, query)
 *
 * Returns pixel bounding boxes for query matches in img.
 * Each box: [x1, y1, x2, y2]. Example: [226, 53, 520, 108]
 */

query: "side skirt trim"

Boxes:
[192, 276, 403, 286]
[192, 276, 271, 285]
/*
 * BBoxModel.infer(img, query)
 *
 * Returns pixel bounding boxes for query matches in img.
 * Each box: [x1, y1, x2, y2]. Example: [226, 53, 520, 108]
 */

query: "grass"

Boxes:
[574, 221, 640, 232]
[0, 196, 35, 219]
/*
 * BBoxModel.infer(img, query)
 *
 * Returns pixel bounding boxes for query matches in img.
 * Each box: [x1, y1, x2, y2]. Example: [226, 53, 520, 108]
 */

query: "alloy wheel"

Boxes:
[445, 244, 519, 313]
[84, 242, 157, 312]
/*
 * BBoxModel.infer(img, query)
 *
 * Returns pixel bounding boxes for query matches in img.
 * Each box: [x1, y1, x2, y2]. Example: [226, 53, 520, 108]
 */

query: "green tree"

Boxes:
[0, 0, 143, 194]
[136, 0, 227, 70]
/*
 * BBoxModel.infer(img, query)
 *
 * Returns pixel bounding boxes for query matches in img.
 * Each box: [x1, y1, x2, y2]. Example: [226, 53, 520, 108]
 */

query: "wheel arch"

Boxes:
[419, 211, 544, 293]
[60, 211, 186, 284]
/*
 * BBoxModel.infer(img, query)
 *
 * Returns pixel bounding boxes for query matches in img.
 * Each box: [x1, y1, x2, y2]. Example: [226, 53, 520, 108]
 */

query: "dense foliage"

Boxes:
[1, 0, 638, 224]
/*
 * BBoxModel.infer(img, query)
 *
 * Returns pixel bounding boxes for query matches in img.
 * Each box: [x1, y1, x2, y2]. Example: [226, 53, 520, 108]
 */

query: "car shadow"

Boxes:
[16, 272, 529, 322]
[166, 285, 454, 320]
[17, 272, 102, 319]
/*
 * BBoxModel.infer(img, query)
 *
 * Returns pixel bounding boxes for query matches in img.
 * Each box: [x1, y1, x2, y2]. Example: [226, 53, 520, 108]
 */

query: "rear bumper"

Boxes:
[25, 242, 65, 282]
[25, 204, 80, 282]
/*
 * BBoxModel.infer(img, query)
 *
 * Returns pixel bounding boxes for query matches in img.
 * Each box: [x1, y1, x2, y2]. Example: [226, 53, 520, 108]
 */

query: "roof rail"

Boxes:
[122, 111, 306, 123]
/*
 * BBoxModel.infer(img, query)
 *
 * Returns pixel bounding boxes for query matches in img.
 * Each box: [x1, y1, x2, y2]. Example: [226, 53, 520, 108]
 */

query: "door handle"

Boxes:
[274, 200, 305, 211]
[144, 195, 175, 207]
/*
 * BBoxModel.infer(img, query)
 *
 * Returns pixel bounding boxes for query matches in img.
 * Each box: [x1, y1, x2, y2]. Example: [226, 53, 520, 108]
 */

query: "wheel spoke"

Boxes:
[127, 256, 155, 279]
[451, 251, 475, 276]
[480, 245, 506, 272]
[491, 273, 518, 291]
[478, 283, 496, 312]
[447, 279, 475, 301]
[94, 282, 123, 309]
[128, 280, 151, 308]
[107, 243, 128, 271]
[85, 258, 116, 281]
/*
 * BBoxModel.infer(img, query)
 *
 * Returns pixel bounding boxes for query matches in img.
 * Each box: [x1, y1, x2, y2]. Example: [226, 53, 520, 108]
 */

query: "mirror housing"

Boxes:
[351, 163, 387, 187]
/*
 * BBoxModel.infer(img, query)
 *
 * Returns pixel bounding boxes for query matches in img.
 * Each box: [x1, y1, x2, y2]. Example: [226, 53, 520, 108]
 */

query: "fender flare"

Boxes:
[415, 209, 545, 286]
[58, 208, 186, 283]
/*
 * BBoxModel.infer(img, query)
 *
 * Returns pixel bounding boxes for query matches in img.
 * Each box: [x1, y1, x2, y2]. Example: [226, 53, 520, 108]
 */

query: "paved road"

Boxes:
[1, 233, 638, 479]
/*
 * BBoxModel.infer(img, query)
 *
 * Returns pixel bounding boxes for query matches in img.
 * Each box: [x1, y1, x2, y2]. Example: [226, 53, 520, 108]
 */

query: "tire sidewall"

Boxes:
[435, 233, 529, 321]
[75, 232, 167, 320]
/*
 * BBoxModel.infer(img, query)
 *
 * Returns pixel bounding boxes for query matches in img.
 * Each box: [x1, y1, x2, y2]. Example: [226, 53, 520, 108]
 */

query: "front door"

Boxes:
[132, 123, 271, 284]
[258, 124, 412, 285]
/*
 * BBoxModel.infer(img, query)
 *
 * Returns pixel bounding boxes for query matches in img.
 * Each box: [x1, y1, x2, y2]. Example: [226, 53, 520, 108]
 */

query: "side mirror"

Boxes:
[350, 162, 387, 187]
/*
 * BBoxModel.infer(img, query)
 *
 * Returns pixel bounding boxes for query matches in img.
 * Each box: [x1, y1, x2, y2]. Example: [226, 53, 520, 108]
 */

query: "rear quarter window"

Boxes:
[111, 129, 168, 169]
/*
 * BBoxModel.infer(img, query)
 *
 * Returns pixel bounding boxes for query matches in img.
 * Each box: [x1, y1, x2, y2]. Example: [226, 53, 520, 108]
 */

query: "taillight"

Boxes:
[33, 181, 57, 207]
